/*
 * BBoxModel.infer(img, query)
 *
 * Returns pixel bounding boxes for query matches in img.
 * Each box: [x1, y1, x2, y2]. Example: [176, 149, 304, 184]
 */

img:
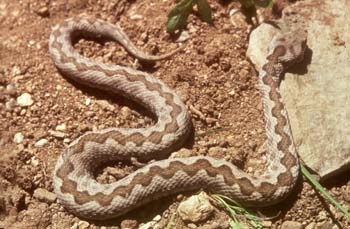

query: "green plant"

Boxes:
[167, 0, 212, 33]
[211, 194, 263, 228]
[301, 164, 350, 219]
[166, 0, 273, 33]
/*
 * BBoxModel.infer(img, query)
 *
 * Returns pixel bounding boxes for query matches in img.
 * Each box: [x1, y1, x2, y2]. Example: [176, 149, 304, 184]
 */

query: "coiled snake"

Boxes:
[49, 17, 306, 220]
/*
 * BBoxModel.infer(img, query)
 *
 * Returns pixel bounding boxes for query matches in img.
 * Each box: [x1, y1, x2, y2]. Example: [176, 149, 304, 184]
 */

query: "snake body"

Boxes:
[49, 17, 306, 220]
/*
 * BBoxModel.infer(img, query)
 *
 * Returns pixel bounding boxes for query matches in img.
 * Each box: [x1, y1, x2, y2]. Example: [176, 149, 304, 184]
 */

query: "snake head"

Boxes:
[268, 31, 307, 69]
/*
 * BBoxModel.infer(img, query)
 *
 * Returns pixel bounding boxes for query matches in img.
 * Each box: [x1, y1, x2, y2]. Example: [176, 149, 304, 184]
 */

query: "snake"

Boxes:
[49, 16, 306, 220]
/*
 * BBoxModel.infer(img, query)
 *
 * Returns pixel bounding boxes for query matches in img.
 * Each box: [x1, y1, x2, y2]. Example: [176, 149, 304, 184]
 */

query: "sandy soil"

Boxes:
[0, 0, 349, 228]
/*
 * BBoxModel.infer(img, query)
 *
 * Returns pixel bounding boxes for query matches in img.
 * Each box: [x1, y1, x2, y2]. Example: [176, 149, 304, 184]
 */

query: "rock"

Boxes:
[34, 6, 49, 17]
[13, 132, 24, 144]
[187, 223, 197, 229]
[281, 221, 303, 229]
[77, 221, 89, 229]
[5, 98, 16, 111]
[317, 221, 334, 229]
[16, 93, 33, 107]
[305, 222, 316, 229]
[262, 221, 272, 228]
[85, 98, 91, 106]
[208, 146, 226, 158]
[55, 123, 66, 132]
[229, 9, 249, 29]
[153, 215, 161, 222]
[176, 30, 190, 43]
[34, 138, 48, 147]
[49, 130, 65, 139]
[171, 148, 193, 158]
[5, 83, 17, 96]
[120, 219, 138, 229]
[246, 0, 350, 180]
[33, 188, 57, 204]
[120, 106, 131, 119]
[139, 221, 156, 229]
[177, 192, 214, 223]
[96, 100, 115, 111]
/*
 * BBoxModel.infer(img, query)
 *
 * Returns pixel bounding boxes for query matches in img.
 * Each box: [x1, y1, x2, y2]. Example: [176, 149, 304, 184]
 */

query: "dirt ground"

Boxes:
[0, 0, 349, 228]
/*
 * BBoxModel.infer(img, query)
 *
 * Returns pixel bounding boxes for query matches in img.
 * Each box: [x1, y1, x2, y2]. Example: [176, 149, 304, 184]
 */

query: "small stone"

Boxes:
[17, 93, 34, 107]
[229, 9, 249, 28]
[5, 83, 17, 96]
[49, 130, 65, 139]
[171, 148, 193, 158]
[187, 223, 197, 229]
[208, 146, 226, 158]
[120, 219, 138, 229]
[85, 98, 91, 106]
[96, 100, 114, 111]
[120, 106, 131, 119]
[228, 89, 235, 96]
[55, 123, 66, 132]
[33, 188, 57, 204]
[77, 220, 90, 229]
[35, 6, 49, 17]
[30, 157, 40, 167]
[34, 138, 48, 147]
[176, 30, 190, 42]
[139, 221, 156, 229]
[153, 215, 161, 222]
[305, 222, 316, 229]
[317, 221, 334, 229]
[5, 98, 16, 110]
[177, 192, 214, 223]
[317, 211, 328, 222]
[129, 14, 143, 20]
[281, 221, 303, 229]
[262, 221, 272, 227]
[13, 132, 24, 144]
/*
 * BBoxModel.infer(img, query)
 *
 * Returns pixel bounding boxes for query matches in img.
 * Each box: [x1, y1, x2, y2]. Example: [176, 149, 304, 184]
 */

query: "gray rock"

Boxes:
[247, 0, 350, 180]
[33, 188, 57, 204]
[16, 93, 33, 107]
[177, 192, 214, 223]
[281, 221, 303, 229]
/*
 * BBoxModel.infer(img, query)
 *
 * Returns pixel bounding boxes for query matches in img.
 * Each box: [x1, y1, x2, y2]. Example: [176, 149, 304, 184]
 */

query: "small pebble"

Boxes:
[85, 98, 91, 106]
[17, 93, 34, 107]
[55, 123, 66, 132]
[177, 192, 214, 223]
[34, 138, 48, 147]
[281, 221, 303, 229]
[13, 132, 24, 144]
[77, 221, 90, 229]
[176, 30, 190, 42]
[5, 83, 17, 96]
[33, 188, 57, 204]
[49, 130, 65, 139]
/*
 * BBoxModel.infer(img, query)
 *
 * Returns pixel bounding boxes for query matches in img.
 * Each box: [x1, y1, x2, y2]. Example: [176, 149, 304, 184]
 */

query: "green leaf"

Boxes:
[301, 164, 350, 219]
[229, 220, 244, 229]
[166, 0, 193, 33]
[253, 0, 274, 8]
[195, 0, 213, 24]
[239, 0, 255, 8]
[168, 0, 192, 18]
